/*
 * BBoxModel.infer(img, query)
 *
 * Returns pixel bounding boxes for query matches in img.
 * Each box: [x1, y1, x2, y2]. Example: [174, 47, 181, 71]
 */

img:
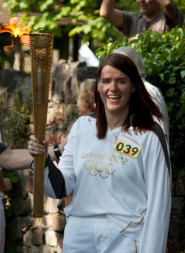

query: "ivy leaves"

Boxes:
[2, 0, 137, 42]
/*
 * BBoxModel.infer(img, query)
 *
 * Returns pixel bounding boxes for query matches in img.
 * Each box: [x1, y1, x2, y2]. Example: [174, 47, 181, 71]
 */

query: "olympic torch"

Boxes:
[30, 33, 54, 217]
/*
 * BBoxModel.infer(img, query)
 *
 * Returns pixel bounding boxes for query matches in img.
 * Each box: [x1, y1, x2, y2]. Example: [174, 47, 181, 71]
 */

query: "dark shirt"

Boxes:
[0, 143, 7, 154]
[121, 9, 184, 37]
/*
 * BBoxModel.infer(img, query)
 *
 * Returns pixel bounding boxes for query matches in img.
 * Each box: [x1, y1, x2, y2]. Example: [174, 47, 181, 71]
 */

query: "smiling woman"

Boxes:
[28, 53, 171, 253]
[98, 65, 135, 126]
[95, 53, 163, 139]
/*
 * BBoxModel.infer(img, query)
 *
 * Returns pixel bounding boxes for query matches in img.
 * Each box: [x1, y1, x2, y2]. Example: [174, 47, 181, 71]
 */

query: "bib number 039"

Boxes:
[114, 139, 141, 158]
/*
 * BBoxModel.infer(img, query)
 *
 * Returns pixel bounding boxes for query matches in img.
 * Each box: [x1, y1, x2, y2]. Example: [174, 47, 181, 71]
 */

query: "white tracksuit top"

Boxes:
[44, 116, 171, 253]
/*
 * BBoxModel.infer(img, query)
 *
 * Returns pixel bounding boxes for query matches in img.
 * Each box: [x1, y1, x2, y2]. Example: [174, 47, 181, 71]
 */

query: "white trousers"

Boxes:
[0, 210, 5, 253]
[63, 216, 139, 253]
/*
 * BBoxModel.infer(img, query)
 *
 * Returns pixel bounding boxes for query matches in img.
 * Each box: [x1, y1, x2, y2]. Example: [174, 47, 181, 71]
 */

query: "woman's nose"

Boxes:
[109, 80, 117, 90]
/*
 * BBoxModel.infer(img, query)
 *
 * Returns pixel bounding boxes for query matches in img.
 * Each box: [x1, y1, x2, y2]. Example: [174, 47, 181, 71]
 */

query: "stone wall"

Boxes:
[5, 168, 66, 253]
[0, 61, 185, 253]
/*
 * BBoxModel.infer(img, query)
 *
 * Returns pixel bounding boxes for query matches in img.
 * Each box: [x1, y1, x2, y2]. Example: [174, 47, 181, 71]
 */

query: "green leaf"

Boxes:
[180, 103, 185, 115]
[180, 91, 185, 101]
[180, 70, 185, 79]
[3, 170, 18, 183]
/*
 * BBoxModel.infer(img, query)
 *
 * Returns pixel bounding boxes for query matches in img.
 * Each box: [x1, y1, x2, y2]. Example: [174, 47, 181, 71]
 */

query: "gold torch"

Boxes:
[30, 33, 54, 217]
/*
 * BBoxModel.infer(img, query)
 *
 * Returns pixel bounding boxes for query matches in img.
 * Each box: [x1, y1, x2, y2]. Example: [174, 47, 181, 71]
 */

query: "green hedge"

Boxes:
[96, 27, 185, 179]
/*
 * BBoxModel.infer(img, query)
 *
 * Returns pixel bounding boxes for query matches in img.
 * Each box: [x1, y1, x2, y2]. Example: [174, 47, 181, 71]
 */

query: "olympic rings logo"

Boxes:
[84, 160, 116, 179]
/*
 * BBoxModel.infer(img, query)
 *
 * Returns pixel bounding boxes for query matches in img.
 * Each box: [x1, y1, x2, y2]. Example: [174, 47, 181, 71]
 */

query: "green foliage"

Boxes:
[174, 0, 185, 13]
[3, 170, 18, 217]
[1, 0, 184, 44]
[96, 27, 185, 177]
[1, 0, 185, 44]
[1, 0, 137, 43]
[4, 85, 32, 149]
[96, 34, 126, 61]
[3, 170, 18, 183]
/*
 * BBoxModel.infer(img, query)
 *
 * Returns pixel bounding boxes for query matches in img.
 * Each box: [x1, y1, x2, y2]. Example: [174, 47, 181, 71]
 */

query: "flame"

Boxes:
[0, 23, 31, 38]
[0, 17, 31, 46]
[0, 23, 31, 37]
[3, 41, 14, 52]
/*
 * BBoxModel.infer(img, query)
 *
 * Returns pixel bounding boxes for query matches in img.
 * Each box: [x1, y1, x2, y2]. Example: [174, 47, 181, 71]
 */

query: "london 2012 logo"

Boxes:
[84, 160, 116, 179]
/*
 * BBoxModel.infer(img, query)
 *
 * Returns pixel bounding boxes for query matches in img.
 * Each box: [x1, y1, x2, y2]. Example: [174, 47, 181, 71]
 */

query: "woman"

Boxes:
[28, 53, 171, 253]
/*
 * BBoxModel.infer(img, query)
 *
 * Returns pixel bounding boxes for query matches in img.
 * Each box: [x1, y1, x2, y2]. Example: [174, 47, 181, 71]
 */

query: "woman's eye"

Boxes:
[101, 79, 110, 84]
[118, 79, 125, 84]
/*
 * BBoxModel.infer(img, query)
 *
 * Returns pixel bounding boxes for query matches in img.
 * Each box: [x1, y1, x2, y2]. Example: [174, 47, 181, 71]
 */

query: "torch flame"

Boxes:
[0, 23, 31, 37]
[3, 41, 14, 52]
[0, 17, 31, 46]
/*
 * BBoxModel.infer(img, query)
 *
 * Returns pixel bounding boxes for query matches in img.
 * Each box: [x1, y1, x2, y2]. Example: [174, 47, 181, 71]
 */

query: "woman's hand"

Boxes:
[28, 135, 48, 160]
[46, 133, 64, 146]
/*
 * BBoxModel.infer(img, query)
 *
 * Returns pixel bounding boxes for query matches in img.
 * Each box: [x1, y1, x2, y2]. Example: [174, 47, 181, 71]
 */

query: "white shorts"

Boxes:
[63, 216, 139, 253]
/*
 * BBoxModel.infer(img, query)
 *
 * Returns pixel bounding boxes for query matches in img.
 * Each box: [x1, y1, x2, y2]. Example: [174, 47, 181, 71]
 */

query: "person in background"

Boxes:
[77, 79, 96, 117]
[0, 142, 32, 170]
[0, 141, 65, 171]
[100, 0, 184, 38]
[114, 46, 169, 142]
[28, 53, 171, 253]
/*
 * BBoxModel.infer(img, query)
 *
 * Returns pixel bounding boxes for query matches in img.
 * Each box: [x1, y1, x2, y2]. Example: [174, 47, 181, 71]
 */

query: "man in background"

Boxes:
[100, 0, 184, 38]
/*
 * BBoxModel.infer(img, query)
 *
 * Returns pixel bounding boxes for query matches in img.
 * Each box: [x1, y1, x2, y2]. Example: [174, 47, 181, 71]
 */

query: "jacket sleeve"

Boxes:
[57, 128, 76, 196]
[139, 133, 171, 253]
[44, 156, 67, 199]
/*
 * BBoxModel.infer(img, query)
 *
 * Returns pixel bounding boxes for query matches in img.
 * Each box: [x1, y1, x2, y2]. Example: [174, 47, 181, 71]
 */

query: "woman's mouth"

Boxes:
[107, 95, 121, 100]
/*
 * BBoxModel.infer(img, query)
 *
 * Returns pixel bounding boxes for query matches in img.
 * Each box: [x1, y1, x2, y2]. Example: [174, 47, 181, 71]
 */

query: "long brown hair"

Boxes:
[95, 53, 163, 139]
